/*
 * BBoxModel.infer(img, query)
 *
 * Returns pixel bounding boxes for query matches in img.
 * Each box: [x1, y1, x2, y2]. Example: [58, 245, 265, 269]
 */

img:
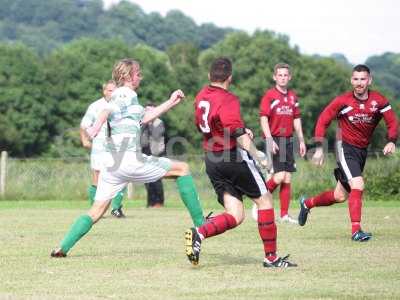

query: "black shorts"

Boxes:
[263, 137, 296, 173]
[205, 149, 268, 206]
[334, 141, 367, 192]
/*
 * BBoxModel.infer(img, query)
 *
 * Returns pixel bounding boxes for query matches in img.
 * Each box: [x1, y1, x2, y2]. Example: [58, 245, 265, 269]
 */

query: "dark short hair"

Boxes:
[353, 64, 370, 74]
[209, 57, 232, 83]
[145, 102, 156, 107]
[102, 80, 116, 90]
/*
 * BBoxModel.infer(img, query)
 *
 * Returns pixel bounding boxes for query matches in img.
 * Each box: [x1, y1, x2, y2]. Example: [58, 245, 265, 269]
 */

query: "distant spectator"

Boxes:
[141, 103, 166, 208]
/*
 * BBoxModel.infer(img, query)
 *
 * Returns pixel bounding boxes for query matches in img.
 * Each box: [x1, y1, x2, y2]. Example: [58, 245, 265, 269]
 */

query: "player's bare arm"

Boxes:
[311, 145, 324, 166]
[260, 116, 279, 154]
[86, 109, 111, 139]
[142, 89, 185, 124]
[237, 131, 272, 170]
[293, 118, 306, 157]
[79, 127, 92, 149]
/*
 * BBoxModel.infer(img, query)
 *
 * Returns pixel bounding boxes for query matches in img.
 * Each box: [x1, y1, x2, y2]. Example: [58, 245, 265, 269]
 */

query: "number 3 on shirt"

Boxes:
[198, 100, 211, 133]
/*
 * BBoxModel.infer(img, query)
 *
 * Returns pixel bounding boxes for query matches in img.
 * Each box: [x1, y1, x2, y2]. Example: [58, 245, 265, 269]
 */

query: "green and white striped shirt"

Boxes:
[105, 87, 144, 152]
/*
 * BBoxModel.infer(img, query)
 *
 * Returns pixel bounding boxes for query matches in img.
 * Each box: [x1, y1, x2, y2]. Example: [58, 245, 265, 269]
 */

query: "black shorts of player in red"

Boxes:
[205, 149, 267, 206]
[263, 137, 296, 173]
[334, 141, 368, 193]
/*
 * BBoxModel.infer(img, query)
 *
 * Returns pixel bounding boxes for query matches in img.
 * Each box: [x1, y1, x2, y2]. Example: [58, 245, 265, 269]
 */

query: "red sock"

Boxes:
[279, 182, 291, 217]
[305, 190, 335, 209]
[349, 189, 363, 234]
[266, 178, 279, 193]
[258, 209, 277, 260]
[198, 213, 237, 239]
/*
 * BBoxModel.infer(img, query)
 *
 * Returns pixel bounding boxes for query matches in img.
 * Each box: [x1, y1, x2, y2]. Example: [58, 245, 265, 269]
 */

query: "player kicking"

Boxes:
[298, 64, 398, 241]
[51, 58, 205, 257]
[185, 57, 297, 268]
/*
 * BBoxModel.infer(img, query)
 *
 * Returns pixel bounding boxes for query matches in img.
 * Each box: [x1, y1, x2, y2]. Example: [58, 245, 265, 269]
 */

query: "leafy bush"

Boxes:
[364, 153, 400, 200]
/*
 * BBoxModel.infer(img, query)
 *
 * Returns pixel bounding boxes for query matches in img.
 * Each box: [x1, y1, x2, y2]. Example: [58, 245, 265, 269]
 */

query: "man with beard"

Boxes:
[298, 64, 398, 242]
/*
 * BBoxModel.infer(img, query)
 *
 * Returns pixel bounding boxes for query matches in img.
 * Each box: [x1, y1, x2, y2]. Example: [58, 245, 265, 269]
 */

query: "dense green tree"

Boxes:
[199, 31, 350, 146]
[0, 10, 397, 157]
[0, 44, 52, 156]
[0, 0, 232, 56]
[166, 43, 202, 95]
[367, 52, 400, 101]
[43, 38, 130, 136]
[42, 38, 179, 156]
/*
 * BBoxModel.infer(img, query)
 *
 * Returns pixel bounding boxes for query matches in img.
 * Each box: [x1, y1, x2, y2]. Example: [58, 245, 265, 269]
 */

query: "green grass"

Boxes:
[4, 154, 400, 201]
[0, 201, 400, 299]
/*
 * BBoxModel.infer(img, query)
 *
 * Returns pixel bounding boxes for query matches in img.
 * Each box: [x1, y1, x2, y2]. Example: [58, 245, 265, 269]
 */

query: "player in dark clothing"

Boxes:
[298, 64, 398, 242]
[185, 57, 297, 268]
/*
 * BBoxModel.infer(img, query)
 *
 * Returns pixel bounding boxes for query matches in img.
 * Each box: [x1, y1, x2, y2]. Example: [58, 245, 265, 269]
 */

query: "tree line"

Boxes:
[0, 0, 233, 56]
[1, 30, 398, 157]
[0, 0, 399, 157]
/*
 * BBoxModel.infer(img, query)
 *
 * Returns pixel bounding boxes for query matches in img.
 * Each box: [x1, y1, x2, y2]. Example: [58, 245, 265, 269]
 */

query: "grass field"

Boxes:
[0, 200, 399, 299]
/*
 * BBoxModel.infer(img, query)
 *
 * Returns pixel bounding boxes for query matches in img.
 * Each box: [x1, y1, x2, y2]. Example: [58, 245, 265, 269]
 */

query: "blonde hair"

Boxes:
[112, 59, 140, 87]
[274, 63, 291, 75]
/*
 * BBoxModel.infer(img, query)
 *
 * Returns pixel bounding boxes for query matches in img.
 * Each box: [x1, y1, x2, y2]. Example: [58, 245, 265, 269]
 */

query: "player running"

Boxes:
[298, 64, 398, 241]
[185, 57, 297, 268]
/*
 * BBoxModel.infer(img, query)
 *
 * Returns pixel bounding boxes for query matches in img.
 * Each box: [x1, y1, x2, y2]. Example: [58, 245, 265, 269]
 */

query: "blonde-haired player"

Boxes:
[51, 59, 205, 257]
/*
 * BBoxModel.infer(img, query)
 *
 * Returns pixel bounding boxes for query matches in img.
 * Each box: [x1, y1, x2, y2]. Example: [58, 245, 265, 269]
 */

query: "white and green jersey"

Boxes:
[105, 86, 144, 153]
[80, 97, 109, 157]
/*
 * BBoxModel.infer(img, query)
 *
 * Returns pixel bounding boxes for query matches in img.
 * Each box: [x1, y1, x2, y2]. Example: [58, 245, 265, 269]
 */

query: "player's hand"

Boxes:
[299, 141, 307, 157]
[383, 142, 396, 155]
[82, 140, 92, 149]
[245, 128, 254, 139]
[86, 126, 99, 139]
[271, 141, 279, 154]
[265, 138, 279, 155]
[169, 89, 185, 106]
[311, 146, 324, 166]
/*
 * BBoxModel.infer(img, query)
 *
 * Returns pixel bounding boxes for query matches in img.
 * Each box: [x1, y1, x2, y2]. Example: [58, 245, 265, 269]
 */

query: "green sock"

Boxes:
[177, 175, 204, 226]
[111, 187, 126, 210]
[60, 215, 93, 254]
[88, 185, 97, 206]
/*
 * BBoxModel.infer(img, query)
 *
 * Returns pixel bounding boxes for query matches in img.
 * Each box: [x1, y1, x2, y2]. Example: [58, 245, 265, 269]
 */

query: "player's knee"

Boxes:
[229, 210, 244, 225]
[349, 177, 364, 191]
[255, 193, 273, 209]
[273, 172, 285, 183]
[334, 192, 347, 203]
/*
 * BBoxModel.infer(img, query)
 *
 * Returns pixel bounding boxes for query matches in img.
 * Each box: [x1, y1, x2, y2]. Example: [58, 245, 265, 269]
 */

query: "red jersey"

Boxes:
[259, 87, 301, 137]
[195, 85, 245, 152]
[315, 90, 398, 148]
